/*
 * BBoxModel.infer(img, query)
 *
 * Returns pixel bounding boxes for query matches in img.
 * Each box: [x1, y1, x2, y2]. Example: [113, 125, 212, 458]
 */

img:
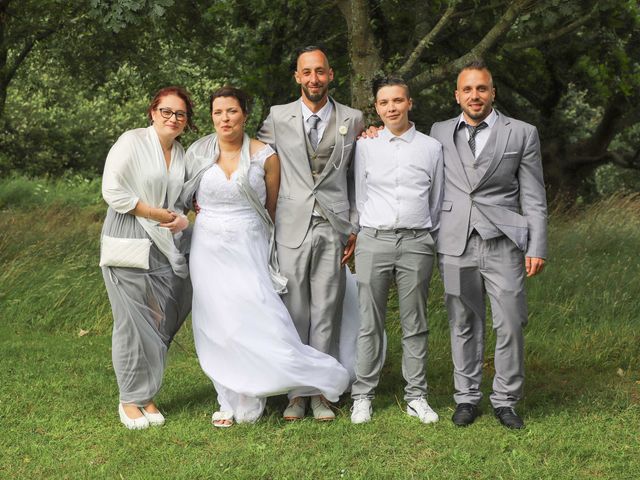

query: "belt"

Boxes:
[361, 226, 428, 237]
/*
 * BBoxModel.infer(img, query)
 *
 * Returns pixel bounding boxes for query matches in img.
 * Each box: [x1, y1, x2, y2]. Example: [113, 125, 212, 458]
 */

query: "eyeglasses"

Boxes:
[157, 107, 187, 122]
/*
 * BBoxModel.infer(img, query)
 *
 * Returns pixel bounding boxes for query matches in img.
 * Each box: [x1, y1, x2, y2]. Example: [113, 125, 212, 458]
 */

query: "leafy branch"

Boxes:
[408, 0, 535, 92]
[397, 0, 462, 77]
[504, 4, 599, 50]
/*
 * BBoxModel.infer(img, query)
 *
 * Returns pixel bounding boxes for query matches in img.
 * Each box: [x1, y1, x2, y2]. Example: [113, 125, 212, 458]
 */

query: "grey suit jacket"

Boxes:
[258, 98, 364, 248]
[430, 110, 547, 259]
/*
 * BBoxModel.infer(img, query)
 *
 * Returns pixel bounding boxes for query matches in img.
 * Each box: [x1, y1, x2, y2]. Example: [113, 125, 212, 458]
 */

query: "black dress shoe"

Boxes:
[494, 407, 525, 429]
[452, 403, 479, 426]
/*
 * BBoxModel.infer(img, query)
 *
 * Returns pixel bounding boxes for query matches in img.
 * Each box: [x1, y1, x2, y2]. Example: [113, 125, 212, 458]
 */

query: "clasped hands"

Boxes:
[154, 208, 189, 234]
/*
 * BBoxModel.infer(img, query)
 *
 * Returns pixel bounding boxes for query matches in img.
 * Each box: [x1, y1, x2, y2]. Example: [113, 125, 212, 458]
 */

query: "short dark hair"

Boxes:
[147, 86, 196, 131]
[372, 75, 410, 100]
[460, 59, 490, 72]
[458, 59, 493, 85]
[460, 57, 489, 71]
[208, 86, 251, 116]
[292, 44, 329, 71]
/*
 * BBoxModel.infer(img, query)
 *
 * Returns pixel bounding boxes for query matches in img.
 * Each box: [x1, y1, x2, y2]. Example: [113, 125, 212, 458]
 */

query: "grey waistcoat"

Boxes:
[454, 125, 503, 240]
[304, 107, 337, 218]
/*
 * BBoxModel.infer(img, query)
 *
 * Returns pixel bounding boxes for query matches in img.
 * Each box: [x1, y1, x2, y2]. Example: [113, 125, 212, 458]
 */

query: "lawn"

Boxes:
[0, 178, 638, 479]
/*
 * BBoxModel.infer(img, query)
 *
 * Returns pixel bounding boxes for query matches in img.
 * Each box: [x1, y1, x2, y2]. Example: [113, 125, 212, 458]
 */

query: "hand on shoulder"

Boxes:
[358, 125, 384, 140]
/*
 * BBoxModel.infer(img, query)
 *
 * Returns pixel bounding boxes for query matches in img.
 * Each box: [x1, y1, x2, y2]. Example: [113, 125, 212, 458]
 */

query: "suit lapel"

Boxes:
[445, 118, 473, 192]
[285, 101, 314, 188]
[474, 112, 511, 191]
[315, 99, 349, 186]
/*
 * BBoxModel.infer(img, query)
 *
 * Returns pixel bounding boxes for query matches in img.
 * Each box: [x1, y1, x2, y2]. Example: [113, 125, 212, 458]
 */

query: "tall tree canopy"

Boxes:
[338, 0, 640, 198]
[1, 0, 638, 200]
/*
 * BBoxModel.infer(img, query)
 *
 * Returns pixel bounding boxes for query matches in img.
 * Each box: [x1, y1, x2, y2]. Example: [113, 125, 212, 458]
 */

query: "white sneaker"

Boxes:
[407, 398, 439, 424]
[351, 399, 372, 424]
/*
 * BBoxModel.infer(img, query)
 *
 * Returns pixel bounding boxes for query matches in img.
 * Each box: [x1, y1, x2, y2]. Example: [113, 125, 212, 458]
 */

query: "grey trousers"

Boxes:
[102, 208, 192, 406]
[351, 228, 435, 401]
[440, 233, 527, 408]
[277, 217, 345, 355]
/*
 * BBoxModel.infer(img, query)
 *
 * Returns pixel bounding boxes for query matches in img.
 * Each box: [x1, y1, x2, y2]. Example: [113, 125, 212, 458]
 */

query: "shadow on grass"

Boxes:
[161, 385, 217, 414]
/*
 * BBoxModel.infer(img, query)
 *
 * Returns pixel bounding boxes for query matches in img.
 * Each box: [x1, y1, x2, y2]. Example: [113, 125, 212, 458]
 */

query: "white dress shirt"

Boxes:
[354, 123, 444, 231]
[301, 99, 333, 144]
[456, 108, 498, 158]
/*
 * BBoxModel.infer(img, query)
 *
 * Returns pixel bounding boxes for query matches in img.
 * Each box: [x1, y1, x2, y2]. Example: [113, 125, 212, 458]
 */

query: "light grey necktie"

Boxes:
[308, 114, 320, 150]
[466, 121, 488, 156]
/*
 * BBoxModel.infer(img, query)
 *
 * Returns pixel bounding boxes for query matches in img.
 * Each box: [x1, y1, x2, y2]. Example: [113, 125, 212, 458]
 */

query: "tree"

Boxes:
[0, 0, 86, 118]
[1, 0, 638, 200]
[0, 0, 205, 174]
[336, 0, 640, 199]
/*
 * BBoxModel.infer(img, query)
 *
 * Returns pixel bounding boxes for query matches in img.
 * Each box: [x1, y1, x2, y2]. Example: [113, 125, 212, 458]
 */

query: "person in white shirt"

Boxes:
[350, 76, 444, 424]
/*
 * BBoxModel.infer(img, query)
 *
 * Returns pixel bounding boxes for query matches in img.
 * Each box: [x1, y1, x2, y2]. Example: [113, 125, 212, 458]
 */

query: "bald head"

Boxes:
[294, 47, 334, 109]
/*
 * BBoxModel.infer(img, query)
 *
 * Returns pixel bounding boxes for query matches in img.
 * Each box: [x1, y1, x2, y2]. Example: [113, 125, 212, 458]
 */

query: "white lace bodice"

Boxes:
[195, 144, 274, 236]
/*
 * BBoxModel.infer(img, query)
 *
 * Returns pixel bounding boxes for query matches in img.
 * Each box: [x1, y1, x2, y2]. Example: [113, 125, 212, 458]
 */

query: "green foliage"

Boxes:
[88, 0, 175, 32]
[596, 124, 640, 196]
[0, 0, 86, 121]
[595, 165, 640, 196]
[550, 83, 603, 145]
[0, 173, 102, 210]
[2, 55, 149, 175]
[1, 0, 357, 176]
[1, 0, 639, 198]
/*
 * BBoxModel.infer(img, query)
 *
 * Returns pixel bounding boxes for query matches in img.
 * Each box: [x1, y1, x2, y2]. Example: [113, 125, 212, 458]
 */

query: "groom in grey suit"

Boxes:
[258, 46, 364, 421]
[430, 60, 547, 429]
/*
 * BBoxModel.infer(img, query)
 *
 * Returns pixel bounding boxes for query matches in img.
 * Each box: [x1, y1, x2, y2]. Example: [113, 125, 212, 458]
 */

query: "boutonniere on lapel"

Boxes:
[333, 124, 350, 170]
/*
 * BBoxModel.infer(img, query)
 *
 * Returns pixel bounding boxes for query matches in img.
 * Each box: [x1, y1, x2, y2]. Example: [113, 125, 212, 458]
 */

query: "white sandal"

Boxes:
[211, 411, 234, 428]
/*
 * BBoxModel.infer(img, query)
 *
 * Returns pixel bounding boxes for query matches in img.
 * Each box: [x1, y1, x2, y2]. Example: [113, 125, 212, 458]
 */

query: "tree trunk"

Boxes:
[337, 0, 382, 118]
[0, 0, 9, 119]
[541, 142, 586, 204]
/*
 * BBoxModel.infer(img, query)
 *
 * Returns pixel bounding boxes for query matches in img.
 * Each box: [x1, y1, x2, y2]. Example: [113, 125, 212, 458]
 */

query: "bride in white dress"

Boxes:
[183, 87, 350, 426]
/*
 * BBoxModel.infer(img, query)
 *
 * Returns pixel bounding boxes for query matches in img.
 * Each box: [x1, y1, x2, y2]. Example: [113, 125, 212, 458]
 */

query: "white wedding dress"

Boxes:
[190, 144, 351, 423]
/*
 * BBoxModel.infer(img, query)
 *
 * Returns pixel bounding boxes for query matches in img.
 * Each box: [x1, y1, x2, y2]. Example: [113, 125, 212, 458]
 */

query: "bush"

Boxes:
[595, 164, 640, 197]
[0, 173, 103, 210]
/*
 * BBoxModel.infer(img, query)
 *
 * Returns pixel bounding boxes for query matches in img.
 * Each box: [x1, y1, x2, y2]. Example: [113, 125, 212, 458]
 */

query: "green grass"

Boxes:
[0, 173, 102, 210]
[1, 180, 639, 479]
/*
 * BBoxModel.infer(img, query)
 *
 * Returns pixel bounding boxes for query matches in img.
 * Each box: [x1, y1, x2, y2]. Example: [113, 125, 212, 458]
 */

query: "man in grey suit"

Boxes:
[430, 60, 547, 429]
[258, 45, 364, 421]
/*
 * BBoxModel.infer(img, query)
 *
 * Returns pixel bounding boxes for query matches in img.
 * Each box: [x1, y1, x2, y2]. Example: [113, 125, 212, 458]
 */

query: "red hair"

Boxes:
[147, 86, 196, 131]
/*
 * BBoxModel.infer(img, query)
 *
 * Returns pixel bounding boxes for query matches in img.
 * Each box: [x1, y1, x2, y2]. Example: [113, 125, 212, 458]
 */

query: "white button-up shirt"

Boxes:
[456, 108, 498, 158]
[301, 99, 333, 144]
[354, 123, 444, 231]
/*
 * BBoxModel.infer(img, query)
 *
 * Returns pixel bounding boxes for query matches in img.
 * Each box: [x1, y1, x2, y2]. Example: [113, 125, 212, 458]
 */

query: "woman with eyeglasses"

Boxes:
[100, 86, 195, 430]
[181, 86, 349, 427]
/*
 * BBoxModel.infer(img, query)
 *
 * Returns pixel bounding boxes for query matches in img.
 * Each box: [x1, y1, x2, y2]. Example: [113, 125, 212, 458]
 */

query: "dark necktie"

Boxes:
[466, 121, 488, 156]
[308, 115, 320, 150]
